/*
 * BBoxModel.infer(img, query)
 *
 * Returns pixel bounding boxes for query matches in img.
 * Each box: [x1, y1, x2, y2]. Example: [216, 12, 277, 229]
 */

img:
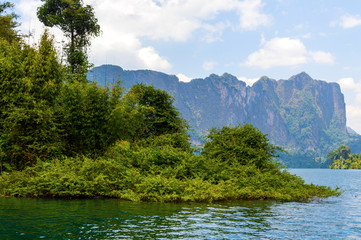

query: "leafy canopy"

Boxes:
[37, 0, 100, 77]
[0, 1, 19, 43]
[328, 145, 361, 169]
[0, 30, 63, 169]
[327, 145, 351, 162]
[202, 123, 282, 169]
[119, 84, 189, 140]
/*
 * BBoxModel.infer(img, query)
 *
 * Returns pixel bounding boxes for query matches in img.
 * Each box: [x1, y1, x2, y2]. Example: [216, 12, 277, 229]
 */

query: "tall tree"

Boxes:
[0, 1, 20, 43]
[119, 84, 189, 141]
[37, 0, 100, 79]
[57, 81, 123, 156]
[327, 145, 351, 162]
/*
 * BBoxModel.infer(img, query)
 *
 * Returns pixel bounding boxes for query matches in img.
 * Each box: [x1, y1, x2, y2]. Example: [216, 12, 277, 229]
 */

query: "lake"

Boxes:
[1, 169, 361, 239]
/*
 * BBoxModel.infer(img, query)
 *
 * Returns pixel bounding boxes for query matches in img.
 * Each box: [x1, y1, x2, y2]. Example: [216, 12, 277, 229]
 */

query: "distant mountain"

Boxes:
[87, 65, 361, 168]
[347, 127, 359, 136]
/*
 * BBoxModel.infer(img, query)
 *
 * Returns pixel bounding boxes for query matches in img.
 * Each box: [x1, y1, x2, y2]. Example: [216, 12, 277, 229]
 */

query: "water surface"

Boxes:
[1, 169, 361, 239]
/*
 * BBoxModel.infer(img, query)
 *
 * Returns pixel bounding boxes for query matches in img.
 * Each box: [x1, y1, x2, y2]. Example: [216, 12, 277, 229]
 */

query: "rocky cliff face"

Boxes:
[88, 65, 357, 167]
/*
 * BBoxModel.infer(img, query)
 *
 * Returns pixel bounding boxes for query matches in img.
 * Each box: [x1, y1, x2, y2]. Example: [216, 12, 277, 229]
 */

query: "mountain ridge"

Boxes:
[87, 64, 361, 167]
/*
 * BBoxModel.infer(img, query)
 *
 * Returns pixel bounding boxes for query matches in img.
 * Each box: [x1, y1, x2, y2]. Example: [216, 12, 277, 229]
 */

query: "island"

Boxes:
[0, 1, 339, 202]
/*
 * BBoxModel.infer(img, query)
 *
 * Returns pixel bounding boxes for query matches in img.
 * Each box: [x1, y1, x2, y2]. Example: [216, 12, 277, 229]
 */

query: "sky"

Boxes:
[11, 0, 361, 134]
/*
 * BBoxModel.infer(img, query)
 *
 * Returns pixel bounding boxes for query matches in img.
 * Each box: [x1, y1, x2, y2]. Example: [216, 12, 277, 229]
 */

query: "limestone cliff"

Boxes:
[88, 65, 359, 167]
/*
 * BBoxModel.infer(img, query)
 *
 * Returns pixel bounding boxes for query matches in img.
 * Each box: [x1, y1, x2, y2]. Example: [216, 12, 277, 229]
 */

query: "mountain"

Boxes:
[87, 65, 361, 167]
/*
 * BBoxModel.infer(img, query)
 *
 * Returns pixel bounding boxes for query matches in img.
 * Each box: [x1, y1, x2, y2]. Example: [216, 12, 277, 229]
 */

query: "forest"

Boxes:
[0, 0, 339, 202]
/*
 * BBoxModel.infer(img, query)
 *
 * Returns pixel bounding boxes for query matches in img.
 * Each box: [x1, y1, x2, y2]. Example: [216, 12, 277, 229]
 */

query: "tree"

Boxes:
[327, 145, 351, 163]
[0, 1, 20, 43]
[327, 145, 361, 169]
[57, 81, 123, 156]
[37, 0, 100, 78]
[0, 31, 64, 169]
[119, 84, 189, 141]
[202, 124, 281, 169]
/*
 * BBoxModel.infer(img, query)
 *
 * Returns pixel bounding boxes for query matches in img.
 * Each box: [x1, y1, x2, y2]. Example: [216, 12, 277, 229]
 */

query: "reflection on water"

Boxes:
[0, 199, 278, 239]
[1, 169, 361, 239]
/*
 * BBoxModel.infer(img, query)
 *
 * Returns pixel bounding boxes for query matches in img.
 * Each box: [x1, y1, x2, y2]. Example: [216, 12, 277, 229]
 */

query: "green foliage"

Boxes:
[57, 81, 123, 156]
[202, 124, 282, 169]
[37, 0, 100, 78]
[281, 92, 318, 147]
[0, 3, 110, 169]
[0, 39, 24, 123]
[328, 145, 351, 163]
[0, 2, 20, 43]
[0, 30, 187, 168]
[119, 84, 189, 141]
[0, 31, 64, 169]
[27, 31, 63, 103]
[329, 145, 361, 169]
[0, 7, 340, 201]
[276, 88, 353, 168]
[0, 124, 340, 202]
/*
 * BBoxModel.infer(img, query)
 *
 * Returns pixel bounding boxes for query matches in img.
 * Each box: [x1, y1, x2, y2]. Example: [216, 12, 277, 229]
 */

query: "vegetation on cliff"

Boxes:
[0, 1, 340, 202]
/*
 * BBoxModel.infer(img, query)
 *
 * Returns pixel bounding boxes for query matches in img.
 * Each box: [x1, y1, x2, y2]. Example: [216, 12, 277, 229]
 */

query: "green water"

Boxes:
[1, 198, 277, 239]
[1, 169, 361, 239]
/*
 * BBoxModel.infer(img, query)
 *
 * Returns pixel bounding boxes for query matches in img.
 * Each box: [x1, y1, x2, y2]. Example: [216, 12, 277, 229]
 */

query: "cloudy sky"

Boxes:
[12, 0, 361, 133]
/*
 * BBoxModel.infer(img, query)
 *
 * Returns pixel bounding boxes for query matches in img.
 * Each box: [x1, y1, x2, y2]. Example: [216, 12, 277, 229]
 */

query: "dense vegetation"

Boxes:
[328, 145, 361, 169]
[0, 1, 340, 202]
[0, 125, 339, 202]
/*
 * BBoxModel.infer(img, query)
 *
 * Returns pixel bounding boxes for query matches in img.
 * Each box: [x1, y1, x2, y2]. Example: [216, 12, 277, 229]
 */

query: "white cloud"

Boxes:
[177, 74, 193, 83]
[346, 105, 361, 134]
[203, 61, 217, 71]
[244, 37, 307, 69]
[309, 51, 334, 65]
[338, 78, 359, 89]
[244, 37, 334, 69]
[339, 14, 361, 28]
[16, 0, 171, 71]
[237, 76, 259, 86]
[338, 77, 361, 134]
[347, 106, 361, 117]
[202, 22, 229, 43]
[338, 77, 361, 106]
[238, 0, 272, 30]
[137, 47, 171, 71]
[89, 0, 271, 42]
[16, 0, 271, 71]
[338, 78, 361, 107]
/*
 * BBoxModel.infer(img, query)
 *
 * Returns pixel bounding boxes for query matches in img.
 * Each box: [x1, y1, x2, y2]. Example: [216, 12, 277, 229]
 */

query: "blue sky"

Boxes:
[12, 0, 361, 133]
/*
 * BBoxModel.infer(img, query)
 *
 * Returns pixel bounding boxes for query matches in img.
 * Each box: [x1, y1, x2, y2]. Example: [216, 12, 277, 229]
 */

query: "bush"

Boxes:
[202, 124, 282, 169]
[0, 129, 340, 202]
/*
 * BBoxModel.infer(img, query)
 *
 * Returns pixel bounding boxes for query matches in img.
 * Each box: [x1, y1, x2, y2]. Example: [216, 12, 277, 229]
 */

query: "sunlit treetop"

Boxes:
[0, 1, 20, 43]
[37, 0, 100, 76]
